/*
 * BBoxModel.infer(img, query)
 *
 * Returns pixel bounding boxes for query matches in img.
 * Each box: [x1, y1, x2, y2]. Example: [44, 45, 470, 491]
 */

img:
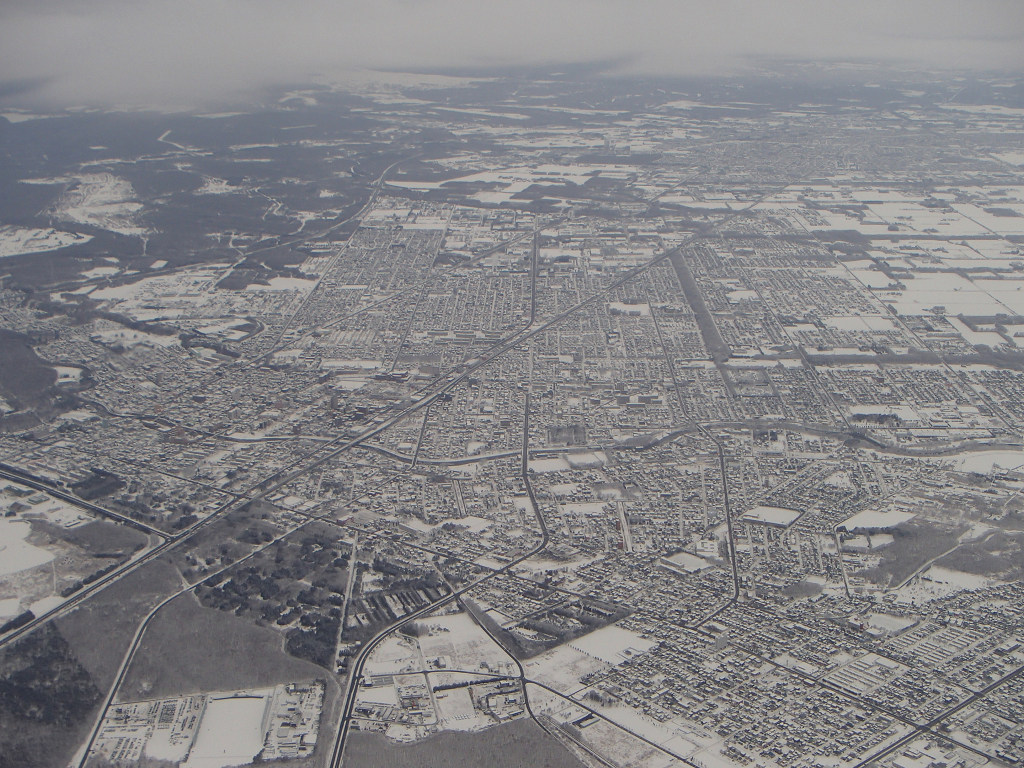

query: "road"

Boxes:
[852, 659, 1024, 768]
[327, 390, 550, 767]
[335, 531, 360, 662]
[60, 180, 762, 758]
[647, 290, 738, 625]
[22, 165, 829, 763]
[71, 483, 389, 768]
[68, 348, 549, 765]
[0, 466, 168, 539]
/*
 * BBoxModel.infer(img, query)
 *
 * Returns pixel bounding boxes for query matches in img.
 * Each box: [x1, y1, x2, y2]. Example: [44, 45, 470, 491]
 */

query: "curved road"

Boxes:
[41, 165, 838, 766]
[327, 391, 549, 767]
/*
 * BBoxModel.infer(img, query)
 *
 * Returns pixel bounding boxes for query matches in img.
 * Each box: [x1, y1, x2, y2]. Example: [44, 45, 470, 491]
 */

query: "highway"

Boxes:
[646, 279, 739, 626]
[16, 168, 830, 764]
[0, 466, 168, 539]
[33, 193, 731, 751]
[69, 479, 396, 768]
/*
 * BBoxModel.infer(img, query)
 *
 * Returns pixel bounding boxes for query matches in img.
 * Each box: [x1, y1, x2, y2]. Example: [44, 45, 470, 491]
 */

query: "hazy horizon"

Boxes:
[1, 0, 1023, 110]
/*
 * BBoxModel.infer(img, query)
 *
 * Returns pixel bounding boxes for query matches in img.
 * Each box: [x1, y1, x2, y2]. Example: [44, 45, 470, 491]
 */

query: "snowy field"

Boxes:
[0, 518, 54, 577]
[838, 509, 915, 531]
[0, 598, 21, 619]
[894, 565, 998, 604]
[22, 173, 150, 236]
[0, 226, 92, 257]
[566, 625, 657, 666]
[182, 692, 271, 768]
[194, 177, 239, 195]
[740, 505, 802, 527]
[419, 611, 515, 671]
[943, 449, 1024, 474]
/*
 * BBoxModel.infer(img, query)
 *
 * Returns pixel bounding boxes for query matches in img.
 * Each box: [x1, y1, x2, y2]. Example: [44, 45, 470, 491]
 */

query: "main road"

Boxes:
[38, 167, 827, 765]
[327, 391, 550, 768]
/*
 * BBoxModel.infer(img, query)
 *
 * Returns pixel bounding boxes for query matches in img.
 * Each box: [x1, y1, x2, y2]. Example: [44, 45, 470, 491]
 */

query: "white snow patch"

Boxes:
[566, 625, 656, 666]
[946, 449, 1024, 474]
[195, 177, 239, 195]
[0, 598, 21, 618]
[22, 173, 150, 236]
[1, 112, 61, 123]
[0, 226, 92, 257]
[993, 152, 1024, 167]
[0, 519, 54, 577]
[839, 509, 915, 531]
[182, 692, 270, 768]
[29, 595, 64, 616]
[80, 266, 120, 279]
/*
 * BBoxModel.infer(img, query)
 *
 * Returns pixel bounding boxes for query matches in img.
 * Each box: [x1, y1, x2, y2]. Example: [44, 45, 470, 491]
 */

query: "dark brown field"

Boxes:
[345, 718, 586, 768]
[0, 558, 181, 768]
[117, 590, 332, 701]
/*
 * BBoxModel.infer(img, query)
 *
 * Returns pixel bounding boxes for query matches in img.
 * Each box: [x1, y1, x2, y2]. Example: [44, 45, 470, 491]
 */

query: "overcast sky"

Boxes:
[1, 0, 1022, 108]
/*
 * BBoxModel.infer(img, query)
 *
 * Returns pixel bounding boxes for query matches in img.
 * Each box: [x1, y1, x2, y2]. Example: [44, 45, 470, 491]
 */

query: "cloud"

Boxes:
[1, 0, 1022, 108]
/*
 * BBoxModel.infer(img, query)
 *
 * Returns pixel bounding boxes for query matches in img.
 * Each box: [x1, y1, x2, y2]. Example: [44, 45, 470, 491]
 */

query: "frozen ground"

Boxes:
[194, 177, 240, 195]
[838, 509, 915, 530]
[22, 173, 150, 236]
[0, 226, 92, 257]
[740, 506, 802, 527]
[182, 691, 272, 768]
[565, 625, 657, 666]
[0, 518, 55, 577]
[944, 449, 1024, 473]
[894, 565, 998, 604]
